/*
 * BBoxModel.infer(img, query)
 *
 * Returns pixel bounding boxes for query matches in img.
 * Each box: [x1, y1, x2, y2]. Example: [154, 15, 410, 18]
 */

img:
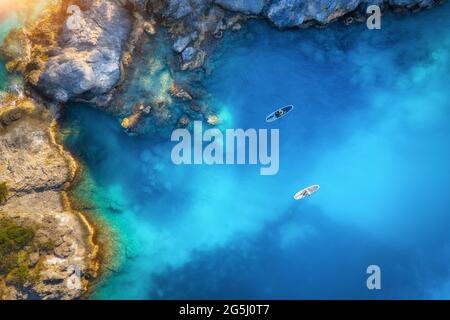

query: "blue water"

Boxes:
[0, 62, 6, 90]
[0, 24, 10, 90]
[0, 12, 21, 91]
[57, 3, 450, 299]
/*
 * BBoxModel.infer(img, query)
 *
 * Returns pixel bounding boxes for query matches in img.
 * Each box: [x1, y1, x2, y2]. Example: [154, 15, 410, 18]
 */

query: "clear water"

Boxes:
[0, 12, 21, 91]
[0, 15, 18, 44]
[0, 61, 6, 91]
[4, 3, 450, 299]
[0, 25, 10, 90]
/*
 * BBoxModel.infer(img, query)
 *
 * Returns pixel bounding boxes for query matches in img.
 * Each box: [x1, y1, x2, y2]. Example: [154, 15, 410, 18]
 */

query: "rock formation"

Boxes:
[3, 0, 441, 108]
[0, 95, 98, 299]
[37, 0, 133, 102]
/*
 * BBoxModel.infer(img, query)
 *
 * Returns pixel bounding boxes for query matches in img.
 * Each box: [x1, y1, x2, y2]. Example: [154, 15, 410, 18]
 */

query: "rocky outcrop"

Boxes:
[215, 0, 266, 14]
[131, 0, 442, 71]
[0, 98, 98, 299]
[99, 0, 442, 137]
[266, 0, 356, 27]
[3, 0, 441, 110]
[181, 47, 207, 70]
[173, 33, 198, 53]
[214, 0, 438, 26]
[137, 0, 440, 24]
[3, 0, 440, 113]
[0, 192, 95, 300]
[0, 119, 70, 193]
[163, 0, 208, 19]
[36, 0, 132, 102]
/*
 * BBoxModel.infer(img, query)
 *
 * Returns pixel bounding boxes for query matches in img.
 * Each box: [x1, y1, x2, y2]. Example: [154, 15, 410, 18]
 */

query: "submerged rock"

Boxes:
[121, 103, 153, 131]
[178, 115, 191, 127]
[182, 47, 199, 61]
[181, 47, 207, 70]
[207, 114, 220, 125]
[173, 35, 193, 53]
[170, 83, 194, 100]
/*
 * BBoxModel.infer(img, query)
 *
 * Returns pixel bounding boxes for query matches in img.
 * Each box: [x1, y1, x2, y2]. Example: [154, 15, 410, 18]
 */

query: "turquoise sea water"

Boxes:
[0, 61, 6, 90]
[0, 13, 20, 91]
[0, 25, 9, 90]
[3, 4, 450, 299]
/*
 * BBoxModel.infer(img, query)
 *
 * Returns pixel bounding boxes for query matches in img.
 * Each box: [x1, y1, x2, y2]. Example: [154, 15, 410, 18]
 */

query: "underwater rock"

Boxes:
[173, 35, 193, 53]
[170, 83, 193, 100]
[181, 47, 207, 70]
[173, 31, 199, 54]
[182, 47, 199, 61]
[207, 114, 220, 125]
[122, 111, 143, 130]
[121, 103, 152, 130]
[191, 103, 203, 113]
[140, 105, 152, 114]
[121, 116, 134, 129]
[178, 115, 191, 127]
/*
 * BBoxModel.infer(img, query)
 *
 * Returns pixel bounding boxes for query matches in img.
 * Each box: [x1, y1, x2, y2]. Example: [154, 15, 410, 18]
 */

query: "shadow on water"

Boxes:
[151, 204, 425, 299]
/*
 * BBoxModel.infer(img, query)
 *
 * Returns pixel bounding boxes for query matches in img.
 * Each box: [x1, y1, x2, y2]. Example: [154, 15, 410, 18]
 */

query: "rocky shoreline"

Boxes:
[0, 0, 444, 299]
[0, 93, 99, 299]
[2, 0, 443, 135]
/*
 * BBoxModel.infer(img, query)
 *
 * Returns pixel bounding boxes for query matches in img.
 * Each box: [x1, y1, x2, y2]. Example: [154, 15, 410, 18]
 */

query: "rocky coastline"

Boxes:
[0, 0, 444, 299]
[0, 92, 99, 299]
[3, 0, 443, 135]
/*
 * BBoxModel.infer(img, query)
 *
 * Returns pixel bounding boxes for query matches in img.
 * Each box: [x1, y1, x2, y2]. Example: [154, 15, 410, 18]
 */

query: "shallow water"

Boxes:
[0, 61, 6, 90]
[0, 12, 22, 91]
[4, 3, 450, 299]
[0, 21, 12, 90]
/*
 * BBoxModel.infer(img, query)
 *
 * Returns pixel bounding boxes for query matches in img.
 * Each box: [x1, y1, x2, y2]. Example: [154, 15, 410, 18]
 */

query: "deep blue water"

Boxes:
[60, 3, 450, 299]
